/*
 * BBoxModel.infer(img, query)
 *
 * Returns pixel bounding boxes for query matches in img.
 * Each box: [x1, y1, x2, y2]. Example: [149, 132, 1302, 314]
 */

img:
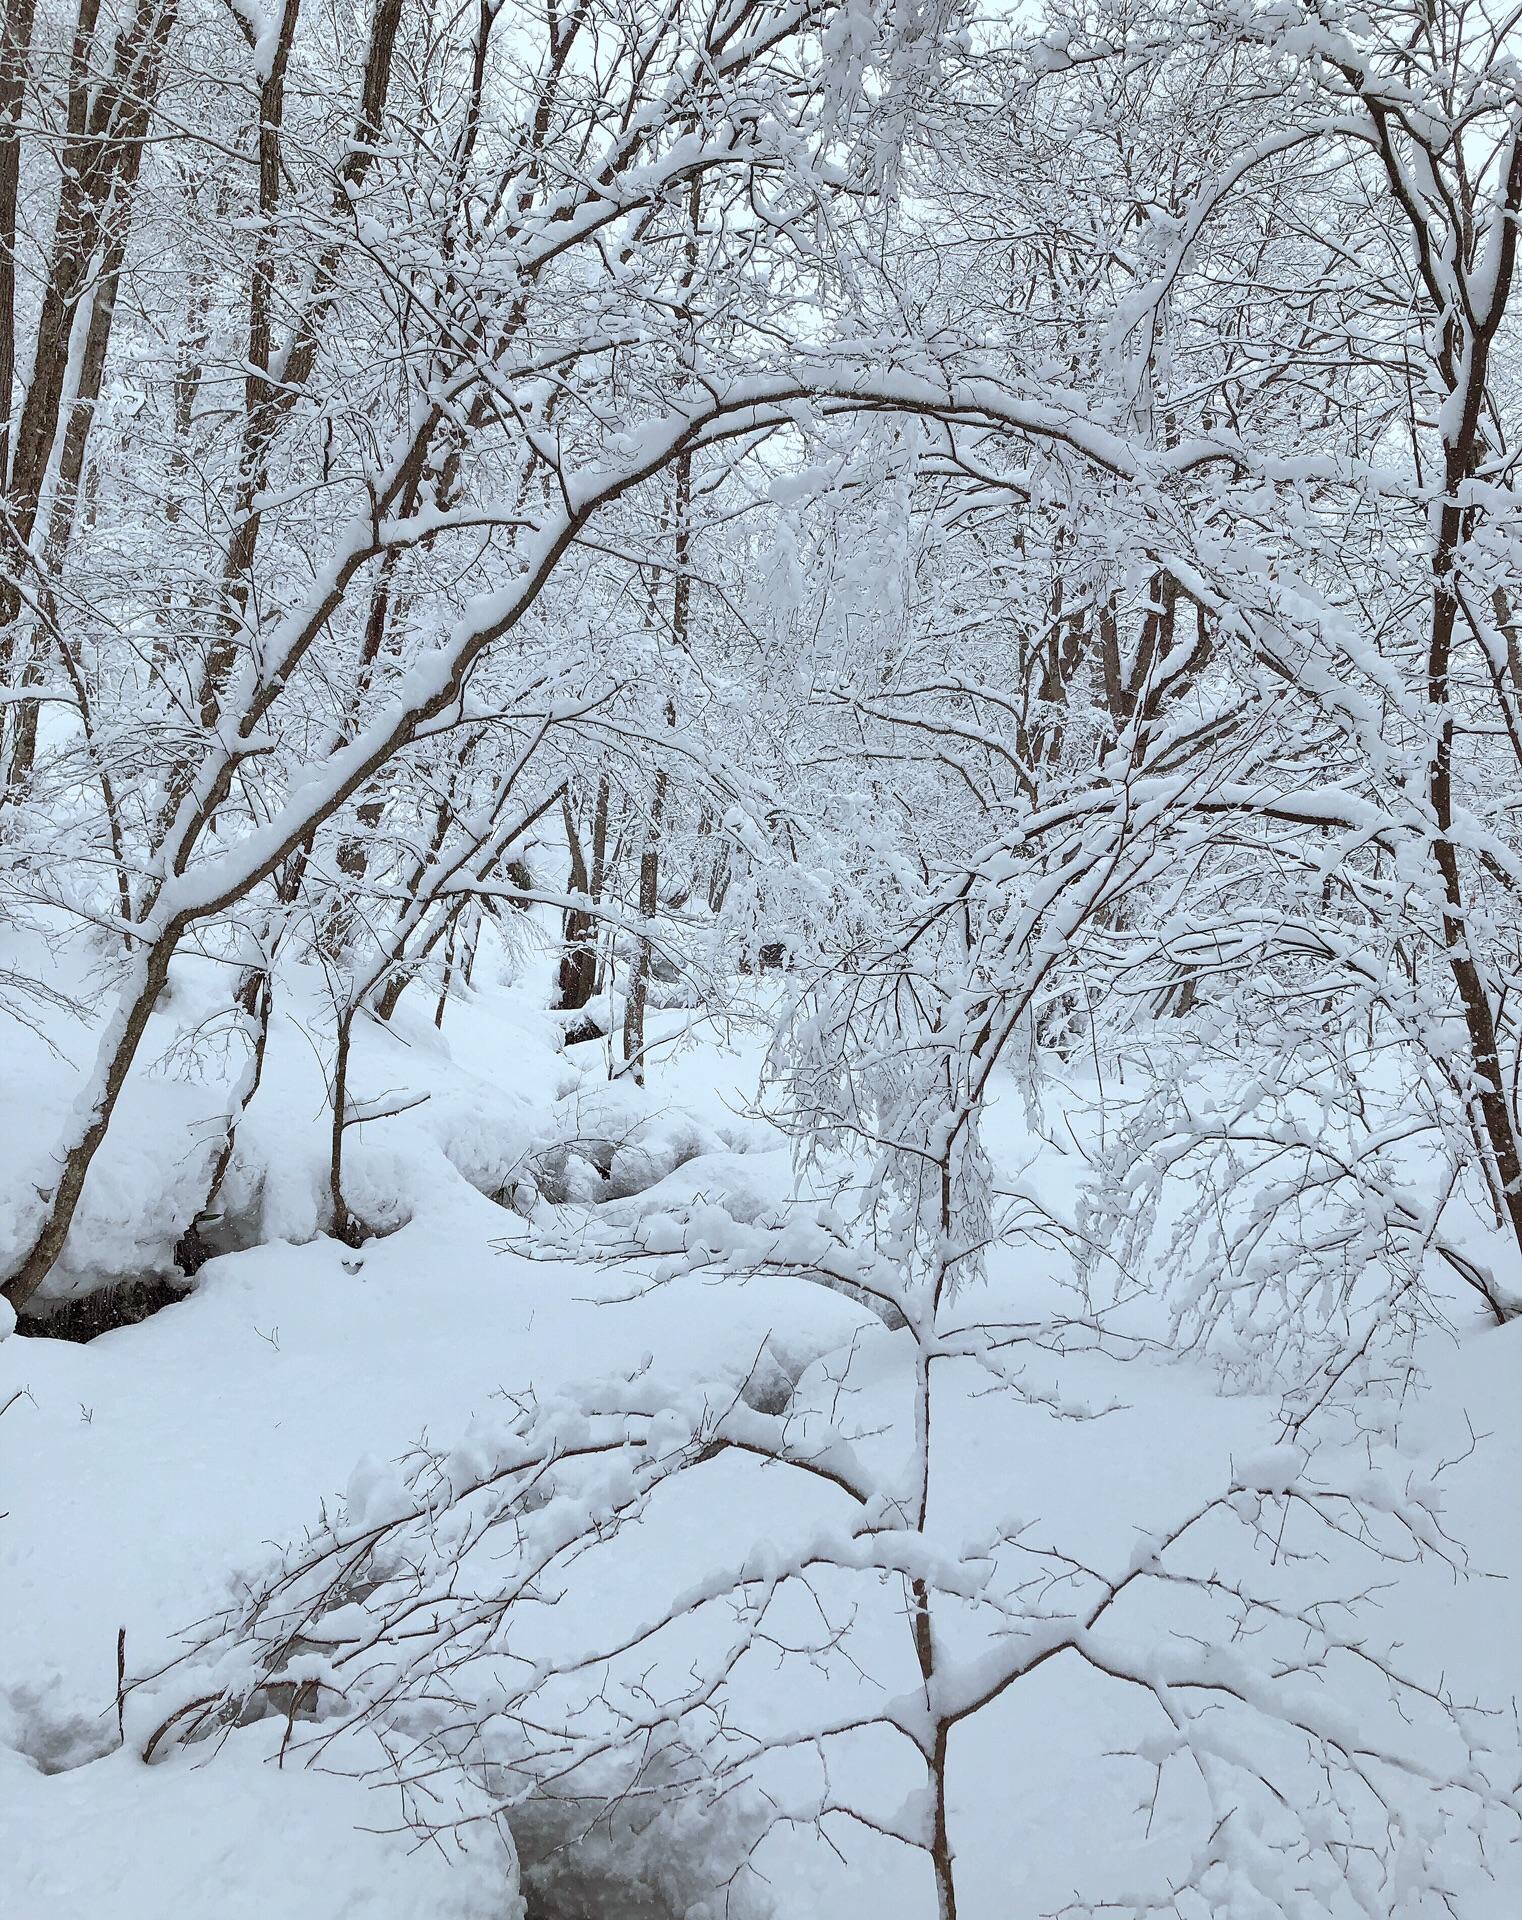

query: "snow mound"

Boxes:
[1, 1734, 516, 1920]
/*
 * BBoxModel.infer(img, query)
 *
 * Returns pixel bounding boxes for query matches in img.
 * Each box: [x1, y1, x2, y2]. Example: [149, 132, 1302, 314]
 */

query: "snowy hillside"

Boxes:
[4, 938, 1521, 1919]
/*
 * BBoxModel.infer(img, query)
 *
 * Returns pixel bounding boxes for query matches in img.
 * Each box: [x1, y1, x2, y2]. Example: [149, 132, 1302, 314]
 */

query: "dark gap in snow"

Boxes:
[560, 1014, 607, 1046]
[511, 1782, 758, 1920]
[737, 1356, 796, 1415]
[16, 1274, 192, 1343]
[0, 1688, 120, 1774]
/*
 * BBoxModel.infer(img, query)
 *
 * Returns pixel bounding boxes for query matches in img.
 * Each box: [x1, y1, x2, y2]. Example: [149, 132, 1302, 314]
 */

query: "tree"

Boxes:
[134, 1209, 1517, 1919]
[0, 0, 989, 1307]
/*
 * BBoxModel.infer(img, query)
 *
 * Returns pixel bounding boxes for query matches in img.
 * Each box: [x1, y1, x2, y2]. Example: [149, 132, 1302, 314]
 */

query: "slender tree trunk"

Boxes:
[618, 767, 666, 1085]
[433, 919, 458, 1028]
[328, 1006, 363, 1247]
[1428, 489, 1522, 1311]
[198, 0, 303, 725]
[177, 970, 274, 1272]
[926, 1712, 957, 1920]
[1, 932, 179, 1311]
[0, 0, 38, 486]
[556, 789, 598, 1011]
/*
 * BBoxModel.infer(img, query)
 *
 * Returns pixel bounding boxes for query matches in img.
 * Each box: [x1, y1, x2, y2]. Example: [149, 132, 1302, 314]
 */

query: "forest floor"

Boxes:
[2, 945, 1521, 1919]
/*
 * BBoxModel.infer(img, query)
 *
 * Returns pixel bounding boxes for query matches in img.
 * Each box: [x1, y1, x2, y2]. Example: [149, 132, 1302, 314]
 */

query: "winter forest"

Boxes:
[3, 0, 1522, 1913]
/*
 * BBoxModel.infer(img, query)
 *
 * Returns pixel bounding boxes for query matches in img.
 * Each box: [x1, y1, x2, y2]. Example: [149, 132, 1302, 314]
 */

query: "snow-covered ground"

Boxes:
[3, 946, 1520, 1919]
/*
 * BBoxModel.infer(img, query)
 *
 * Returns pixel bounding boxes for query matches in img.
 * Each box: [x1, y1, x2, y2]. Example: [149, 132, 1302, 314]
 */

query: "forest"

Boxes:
[1, 0, 1521, 1914]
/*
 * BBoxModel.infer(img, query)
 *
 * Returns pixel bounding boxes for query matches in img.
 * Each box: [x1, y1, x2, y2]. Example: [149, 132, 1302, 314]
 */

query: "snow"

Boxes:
[2, 950, 1519, 1919]
[1231, 1442, 1306, 1494]
[1, 1733, 514, 1920]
